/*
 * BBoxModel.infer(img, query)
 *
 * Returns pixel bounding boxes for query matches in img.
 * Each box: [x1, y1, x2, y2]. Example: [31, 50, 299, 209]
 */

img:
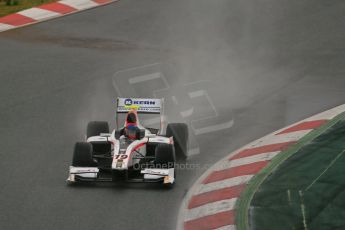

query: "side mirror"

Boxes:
[115, 130, 121, 139]
[100, 133, 112, 137]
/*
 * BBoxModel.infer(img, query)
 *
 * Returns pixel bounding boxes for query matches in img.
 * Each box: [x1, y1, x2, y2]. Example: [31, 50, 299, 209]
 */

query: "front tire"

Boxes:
[72, 142, 96, 167]
[155, 144, 176, 188]
[166, 123, 188, 160]
[155, 143, 175, 168]
[87, 121, 109, 138]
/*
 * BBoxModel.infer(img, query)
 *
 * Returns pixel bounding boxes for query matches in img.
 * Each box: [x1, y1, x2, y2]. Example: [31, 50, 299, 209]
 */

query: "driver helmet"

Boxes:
[125, 110, 138, 140]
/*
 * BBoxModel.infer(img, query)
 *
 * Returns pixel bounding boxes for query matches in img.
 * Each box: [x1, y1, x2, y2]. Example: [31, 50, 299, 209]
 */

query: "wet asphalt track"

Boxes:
[1, 0, 345, 229]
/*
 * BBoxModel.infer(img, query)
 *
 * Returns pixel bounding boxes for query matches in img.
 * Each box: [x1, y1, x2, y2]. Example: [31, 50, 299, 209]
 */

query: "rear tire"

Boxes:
[166, 123, 188, 160]
[87, 121, 109, 138]
[72, 142, 96, 167]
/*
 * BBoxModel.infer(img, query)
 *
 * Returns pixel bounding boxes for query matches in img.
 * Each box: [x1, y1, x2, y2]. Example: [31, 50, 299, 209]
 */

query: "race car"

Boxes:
[67, 98, 188, 187]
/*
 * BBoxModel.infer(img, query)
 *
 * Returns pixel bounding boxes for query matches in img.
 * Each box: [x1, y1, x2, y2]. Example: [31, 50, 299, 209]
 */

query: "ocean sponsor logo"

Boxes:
[124, 98, 156, 106]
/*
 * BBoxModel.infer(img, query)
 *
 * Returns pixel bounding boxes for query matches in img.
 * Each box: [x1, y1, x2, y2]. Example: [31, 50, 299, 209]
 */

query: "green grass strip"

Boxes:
[236, 111, 345, 230]
[0, 0, 57, 17]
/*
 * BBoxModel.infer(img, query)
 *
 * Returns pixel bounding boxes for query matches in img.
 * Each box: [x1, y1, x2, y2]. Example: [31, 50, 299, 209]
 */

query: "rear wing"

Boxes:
[116, 98, 163, 114]
[116, 98, 165, 133]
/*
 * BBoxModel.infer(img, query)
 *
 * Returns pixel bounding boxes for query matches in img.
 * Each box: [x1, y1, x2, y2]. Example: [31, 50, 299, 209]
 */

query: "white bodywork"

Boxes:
[67, 167, 99, 182]
[68, 98, 175, 184]
[68, 131, 174, 183]
[142, 168, 175, 184]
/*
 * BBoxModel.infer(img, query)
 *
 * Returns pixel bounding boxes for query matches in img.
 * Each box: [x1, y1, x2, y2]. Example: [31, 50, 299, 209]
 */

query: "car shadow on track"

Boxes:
[66, 181, 175, 191]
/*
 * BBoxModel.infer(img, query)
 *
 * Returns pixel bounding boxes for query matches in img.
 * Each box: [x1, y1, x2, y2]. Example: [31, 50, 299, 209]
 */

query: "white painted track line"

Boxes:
[220, 151, 280, 170]
[185, 198, 237, 221]
[0, 23, 15, 32]
[18, 8, 61, 21]
[59, 0, 98, 10]
[193, 175, 253, 195]
[248, 130, 310, 148]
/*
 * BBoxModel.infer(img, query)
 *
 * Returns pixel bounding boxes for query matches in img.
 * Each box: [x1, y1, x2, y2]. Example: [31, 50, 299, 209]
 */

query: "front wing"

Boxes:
[67, 166, 175, 184]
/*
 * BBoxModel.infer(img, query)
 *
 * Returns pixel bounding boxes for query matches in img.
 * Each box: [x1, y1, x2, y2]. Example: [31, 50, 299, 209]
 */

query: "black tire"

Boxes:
[155, 144, 176, 168]
[166, 123, 188, 160]
[72, 142, 96, 167]
[87, 121, 109, 138]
